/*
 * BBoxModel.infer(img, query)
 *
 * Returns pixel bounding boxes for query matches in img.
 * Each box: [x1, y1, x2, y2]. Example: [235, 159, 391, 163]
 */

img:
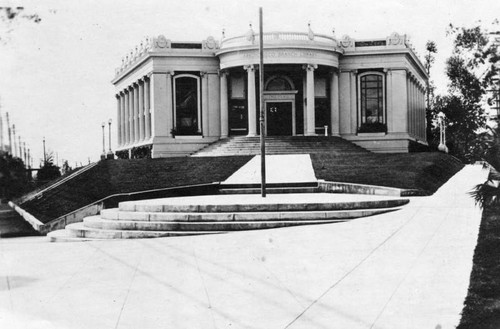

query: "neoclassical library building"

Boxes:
[112, 25, 428, 157]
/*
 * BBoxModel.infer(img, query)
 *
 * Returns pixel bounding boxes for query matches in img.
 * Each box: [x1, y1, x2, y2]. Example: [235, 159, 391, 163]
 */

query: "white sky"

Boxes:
[0, 0, 499, 166]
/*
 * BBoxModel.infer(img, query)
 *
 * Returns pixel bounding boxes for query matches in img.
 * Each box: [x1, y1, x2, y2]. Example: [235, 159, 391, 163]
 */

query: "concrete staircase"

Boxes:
[47, 193, 409, 241]
[192, 136, 368, 156]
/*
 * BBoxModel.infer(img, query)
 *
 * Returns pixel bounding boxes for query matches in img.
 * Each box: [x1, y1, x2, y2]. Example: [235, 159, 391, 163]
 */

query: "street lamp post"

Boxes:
[101, 122, 106, 160]
[107, 119, 113, 159]
[437, 112, 448, 153]
[43, 137, 46, 164]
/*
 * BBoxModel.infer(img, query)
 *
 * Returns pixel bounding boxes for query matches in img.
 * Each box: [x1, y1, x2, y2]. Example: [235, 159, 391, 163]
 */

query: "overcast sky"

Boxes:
[1, 0, 499, 167]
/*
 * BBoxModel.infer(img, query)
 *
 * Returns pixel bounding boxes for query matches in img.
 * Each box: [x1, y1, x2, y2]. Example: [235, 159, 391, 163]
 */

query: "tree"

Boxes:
[0, 7, 42, 43]
[0, 150, 28, 200]
[429, 22, 500, 162]
[424, 41, 438, 148]
[37, 152, 60, 182]
[471, 124, 500, 207]
[61, 160, 72, 176]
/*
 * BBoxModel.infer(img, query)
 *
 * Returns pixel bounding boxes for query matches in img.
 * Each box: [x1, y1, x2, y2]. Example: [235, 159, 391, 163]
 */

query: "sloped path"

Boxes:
[0, 165, 487, 329]
[223, 154, 317, 185]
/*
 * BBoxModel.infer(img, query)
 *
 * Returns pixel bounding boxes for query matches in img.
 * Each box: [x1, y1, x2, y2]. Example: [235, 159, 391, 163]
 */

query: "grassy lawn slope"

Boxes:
[19, 156, 252, 224]
[458, 204, 500, 329]
[312, 152, 463, 194]
[17, 152, 463, 225]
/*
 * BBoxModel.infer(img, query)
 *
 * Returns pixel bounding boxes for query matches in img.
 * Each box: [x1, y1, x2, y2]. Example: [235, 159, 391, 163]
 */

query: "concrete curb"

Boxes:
[10, 182, 220, 235]
[8, 201, 45, 232]
[317, 180, 423, 196]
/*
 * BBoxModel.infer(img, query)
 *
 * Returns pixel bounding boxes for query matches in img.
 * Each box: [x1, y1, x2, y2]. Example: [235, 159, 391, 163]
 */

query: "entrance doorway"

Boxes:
[266, 102, 293, 136]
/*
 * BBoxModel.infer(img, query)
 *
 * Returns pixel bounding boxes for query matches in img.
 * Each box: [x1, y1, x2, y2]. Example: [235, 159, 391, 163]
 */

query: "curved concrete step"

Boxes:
[218, 187, 318, 194]
[130, 199, 409, 213]
[119, 197, 409, 213]
[83, 216, 347, 231]
[100, 208, 399, 222]
[64, 223, 223, 239]
[47, 229, 108, 242]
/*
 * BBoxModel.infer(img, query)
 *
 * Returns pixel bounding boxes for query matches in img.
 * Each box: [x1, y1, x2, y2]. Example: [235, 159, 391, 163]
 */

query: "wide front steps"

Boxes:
[48, 193, 409, 242]
[192, 136, 368, 156]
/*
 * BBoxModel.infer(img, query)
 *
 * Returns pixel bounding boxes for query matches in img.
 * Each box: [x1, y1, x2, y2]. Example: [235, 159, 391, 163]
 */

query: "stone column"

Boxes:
[133, 83, 140, 143]
[144, 77, 151, 140]
[120, 93, 125, 146]
[385, 69, 393, 133]
[220, 70, 229, 138]
[245, 65, 257, 136]
[123, 91, 128, 145]
[412, 80, 416, 136]
[165, 72, 174, 135]
[138, 80, 145, 141]
[201, 72, 209, 136]
[350, 70, 357, 133]
[116, 94, 122, 146]
[128, 87, 134, 144]
[305, 64, 317, 136]
[330, 70, 340, 136]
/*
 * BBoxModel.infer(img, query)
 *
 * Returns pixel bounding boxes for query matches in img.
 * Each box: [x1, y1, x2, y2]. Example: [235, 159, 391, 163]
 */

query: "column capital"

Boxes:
[244, 64, 255, 72]
[329, 68, 339, 75]
[302, 64, 318, 71]
[218, 69, 229, 77]
[200, 71, 208, 78]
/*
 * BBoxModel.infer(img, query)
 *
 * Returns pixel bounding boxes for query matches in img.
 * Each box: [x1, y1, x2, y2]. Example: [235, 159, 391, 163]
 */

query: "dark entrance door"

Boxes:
[266, 102, 292, 136]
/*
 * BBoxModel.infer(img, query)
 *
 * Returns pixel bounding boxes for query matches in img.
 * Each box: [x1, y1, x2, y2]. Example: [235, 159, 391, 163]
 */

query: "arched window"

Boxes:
[265, 76, 294, 91]
[174, 74, 201, 135]
[358, 72, 385, 129]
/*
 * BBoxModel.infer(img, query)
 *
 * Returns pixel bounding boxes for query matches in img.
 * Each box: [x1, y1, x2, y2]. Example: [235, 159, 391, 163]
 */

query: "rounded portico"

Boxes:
[216, 25, 343, 137]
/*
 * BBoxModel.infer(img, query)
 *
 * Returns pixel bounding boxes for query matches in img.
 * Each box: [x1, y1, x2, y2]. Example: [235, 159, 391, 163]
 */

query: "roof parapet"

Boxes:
[114, 35, 219, 77]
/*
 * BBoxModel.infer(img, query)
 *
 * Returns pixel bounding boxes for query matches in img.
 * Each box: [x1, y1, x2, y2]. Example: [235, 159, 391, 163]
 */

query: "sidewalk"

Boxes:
[0, 165, 488, 329]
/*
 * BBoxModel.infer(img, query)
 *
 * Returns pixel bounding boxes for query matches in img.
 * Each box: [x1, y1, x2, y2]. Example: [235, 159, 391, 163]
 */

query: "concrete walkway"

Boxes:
[0, 165, 488, 329]
[223, 154, 317, 184]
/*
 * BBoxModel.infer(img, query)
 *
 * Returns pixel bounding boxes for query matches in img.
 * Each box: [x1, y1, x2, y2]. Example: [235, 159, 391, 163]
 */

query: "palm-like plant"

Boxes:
[471, 124, 500, 207]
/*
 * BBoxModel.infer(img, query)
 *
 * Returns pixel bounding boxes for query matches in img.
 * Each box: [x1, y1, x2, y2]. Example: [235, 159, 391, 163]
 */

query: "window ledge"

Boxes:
[357, 132, 387, 137]
[174, 135, 204, 140]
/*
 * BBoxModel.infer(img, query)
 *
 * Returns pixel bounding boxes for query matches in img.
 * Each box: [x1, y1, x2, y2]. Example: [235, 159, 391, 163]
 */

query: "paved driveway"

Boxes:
[0, 165, 487, 329]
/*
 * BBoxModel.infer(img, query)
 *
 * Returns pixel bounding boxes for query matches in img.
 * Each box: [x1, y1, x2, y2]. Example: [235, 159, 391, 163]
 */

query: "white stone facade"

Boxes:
[112, 28, 428, 157]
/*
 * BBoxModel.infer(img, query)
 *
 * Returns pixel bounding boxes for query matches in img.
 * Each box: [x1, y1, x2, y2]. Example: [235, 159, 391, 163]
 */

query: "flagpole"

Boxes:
[259, 7, 266, 198]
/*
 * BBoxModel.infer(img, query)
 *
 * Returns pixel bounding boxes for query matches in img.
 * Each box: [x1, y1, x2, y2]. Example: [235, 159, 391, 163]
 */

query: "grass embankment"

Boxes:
[458, 203, 500, 329]
[18, 152, 463, 225]
[0, 203, 39, 237]
[19, 156, 253, 224]
[312, 152, 464, 194]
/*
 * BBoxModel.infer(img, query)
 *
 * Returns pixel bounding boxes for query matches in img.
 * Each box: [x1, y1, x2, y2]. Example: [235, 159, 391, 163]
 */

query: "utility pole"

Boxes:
[12, 124, 17, 157]
[6, 112, 11, 155]
[23, 141, 27, 165]
[18, 136, 22, 160]
[0, 100, 3, 152]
